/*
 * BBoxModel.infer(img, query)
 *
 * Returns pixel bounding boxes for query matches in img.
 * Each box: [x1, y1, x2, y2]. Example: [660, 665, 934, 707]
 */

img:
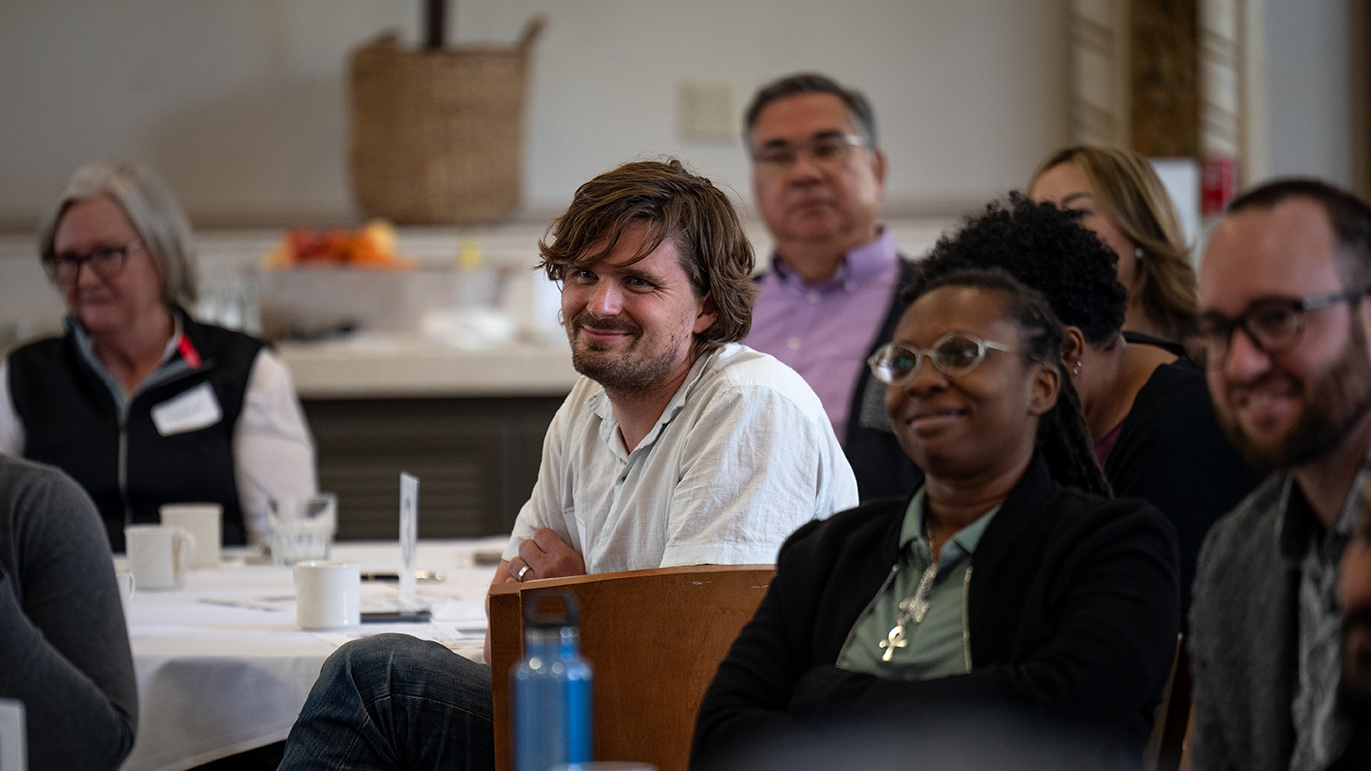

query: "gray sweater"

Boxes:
[1189, 473, 1297, 771]
[0, 454, 137, 770]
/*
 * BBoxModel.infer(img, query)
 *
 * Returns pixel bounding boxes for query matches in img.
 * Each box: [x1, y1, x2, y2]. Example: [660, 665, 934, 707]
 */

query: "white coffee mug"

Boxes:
[125, 524, 196, 590]
[114, 570, 135, 623]
[294, 561, 360, 630]
[160, 503, 222, 569]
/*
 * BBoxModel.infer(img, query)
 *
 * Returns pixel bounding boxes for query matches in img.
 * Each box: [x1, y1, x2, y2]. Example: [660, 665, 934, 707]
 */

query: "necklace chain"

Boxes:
[878, 563, 939, 662]
[899, 563, 939, 624]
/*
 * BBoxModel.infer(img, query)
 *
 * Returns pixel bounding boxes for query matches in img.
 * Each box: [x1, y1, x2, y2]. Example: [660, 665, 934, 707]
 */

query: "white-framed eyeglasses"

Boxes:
[867, 332, 1035, 385]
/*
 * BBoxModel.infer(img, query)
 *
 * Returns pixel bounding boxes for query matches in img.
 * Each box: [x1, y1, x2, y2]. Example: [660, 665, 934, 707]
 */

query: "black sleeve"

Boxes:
[1104, 362, 1264, 620]
[691, 518, 835, 768]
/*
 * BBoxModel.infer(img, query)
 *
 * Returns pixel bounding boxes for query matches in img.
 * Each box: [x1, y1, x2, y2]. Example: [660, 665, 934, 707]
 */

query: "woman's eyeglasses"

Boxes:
[1196, 286, 1371, 362]
[868, 332, 1035, 385]
[42, 240, 142, 284]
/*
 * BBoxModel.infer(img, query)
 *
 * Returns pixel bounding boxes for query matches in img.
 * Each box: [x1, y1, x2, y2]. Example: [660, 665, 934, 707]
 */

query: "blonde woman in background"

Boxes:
[1030, 144, 1197, 351]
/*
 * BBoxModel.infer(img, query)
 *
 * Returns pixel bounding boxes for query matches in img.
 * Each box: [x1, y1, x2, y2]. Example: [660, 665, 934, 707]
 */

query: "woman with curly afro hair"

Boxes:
[911, 194, 1263, 621]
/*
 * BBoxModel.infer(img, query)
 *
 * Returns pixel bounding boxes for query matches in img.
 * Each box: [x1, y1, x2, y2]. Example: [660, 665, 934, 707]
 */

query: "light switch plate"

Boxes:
[678, 79, 738, 143]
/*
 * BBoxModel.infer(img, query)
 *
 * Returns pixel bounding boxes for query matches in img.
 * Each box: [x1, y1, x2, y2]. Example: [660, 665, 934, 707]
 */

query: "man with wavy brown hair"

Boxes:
[537, 158, 758, 352]
[277, 158, 857, 771]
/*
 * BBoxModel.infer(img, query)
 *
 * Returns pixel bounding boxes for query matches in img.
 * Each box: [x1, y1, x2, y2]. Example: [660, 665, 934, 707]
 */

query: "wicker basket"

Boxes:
[348, 18, 544, 224]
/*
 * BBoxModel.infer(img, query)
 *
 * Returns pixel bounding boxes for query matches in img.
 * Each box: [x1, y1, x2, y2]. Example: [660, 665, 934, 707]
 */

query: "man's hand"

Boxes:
[485, 528, 586, 663]
[508, 527, 586, 582]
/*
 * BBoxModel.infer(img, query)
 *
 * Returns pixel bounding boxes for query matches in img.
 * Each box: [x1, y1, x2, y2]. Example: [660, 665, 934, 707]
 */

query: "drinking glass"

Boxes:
[268, 493, 338, 566]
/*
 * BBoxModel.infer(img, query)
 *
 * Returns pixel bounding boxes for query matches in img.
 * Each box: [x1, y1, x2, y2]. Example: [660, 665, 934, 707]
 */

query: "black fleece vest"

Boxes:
[8, 315, 264, 551]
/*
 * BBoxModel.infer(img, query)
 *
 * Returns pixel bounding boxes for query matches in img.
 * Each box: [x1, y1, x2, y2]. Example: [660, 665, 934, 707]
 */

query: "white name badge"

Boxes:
[151, 382, 223, 436]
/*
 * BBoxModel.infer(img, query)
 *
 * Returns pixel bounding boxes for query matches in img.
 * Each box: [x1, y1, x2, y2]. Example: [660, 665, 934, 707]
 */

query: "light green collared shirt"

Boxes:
[837, 488, 999, 679]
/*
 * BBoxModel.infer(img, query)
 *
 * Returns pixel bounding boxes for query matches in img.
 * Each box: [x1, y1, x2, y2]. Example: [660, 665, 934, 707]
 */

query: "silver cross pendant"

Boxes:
[879, 624, 907, 662]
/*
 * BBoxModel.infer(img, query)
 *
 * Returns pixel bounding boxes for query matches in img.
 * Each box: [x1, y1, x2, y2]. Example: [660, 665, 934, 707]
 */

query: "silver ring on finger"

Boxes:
[517, 565, 532, 581]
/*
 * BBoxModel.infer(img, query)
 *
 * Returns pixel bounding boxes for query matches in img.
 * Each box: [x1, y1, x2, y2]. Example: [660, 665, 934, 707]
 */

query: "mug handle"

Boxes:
[117, 570, 135, 598]
[173, 530, 198, 574]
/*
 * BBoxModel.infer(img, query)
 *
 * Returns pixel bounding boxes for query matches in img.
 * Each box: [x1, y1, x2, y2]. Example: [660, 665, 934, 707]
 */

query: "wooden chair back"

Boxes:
[1144, 634, 1193, 771]
[489, 564, 774, 771]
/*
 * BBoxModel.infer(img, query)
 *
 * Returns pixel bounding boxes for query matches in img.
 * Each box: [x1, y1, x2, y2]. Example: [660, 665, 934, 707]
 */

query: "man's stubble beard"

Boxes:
[567, 315, 692, 397]
[1219, 316, 1371, 472]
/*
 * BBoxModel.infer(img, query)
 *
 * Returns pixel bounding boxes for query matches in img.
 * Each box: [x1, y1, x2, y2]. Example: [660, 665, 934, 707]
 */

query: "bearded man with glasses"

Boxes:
[1190, 179, 1371, 771]
[740, 73, 922, 503]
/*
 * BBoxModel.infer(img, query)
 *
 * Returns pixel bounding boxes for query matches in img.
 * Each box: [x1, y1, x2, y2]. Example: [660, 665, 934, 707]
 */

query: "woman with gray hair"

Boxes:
[0, 161, 316, 551]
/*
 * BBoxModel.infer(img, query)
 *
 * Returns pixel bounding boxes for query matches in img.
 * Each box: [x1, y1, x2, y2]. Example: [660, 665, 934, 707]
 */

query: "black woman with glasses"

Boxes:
[692, 266, 1179, 770]
[906, 194, 1262, 624]
[0, 161, 316, 551]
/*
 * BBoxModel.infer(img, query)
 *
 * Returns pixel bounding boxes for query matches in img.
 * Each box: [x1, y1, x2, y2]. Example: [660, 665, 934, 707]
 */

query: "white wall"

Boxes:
[1, 0, 1356, 229]
[1255, 0, 1355, 188]
[0, 0, 1071, 228]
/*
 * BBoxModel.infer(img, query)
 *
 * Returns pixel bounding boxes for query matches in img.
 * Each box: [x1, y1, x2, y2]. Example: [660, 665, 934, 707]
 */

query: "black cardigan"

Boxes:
[692, 456, 1180, 769]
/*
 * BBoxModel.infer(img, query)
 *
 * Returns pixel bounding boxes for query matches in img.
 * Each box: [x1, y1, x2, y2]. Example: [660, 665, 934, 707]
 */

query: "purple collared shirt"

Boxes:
[743, 230, 902, 444]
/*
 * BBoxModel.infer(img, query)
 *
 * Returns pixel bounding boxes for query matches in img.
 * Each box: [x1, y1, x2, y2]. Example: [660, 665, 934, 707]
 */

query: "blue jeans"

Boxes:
[278, 634, 494, 771]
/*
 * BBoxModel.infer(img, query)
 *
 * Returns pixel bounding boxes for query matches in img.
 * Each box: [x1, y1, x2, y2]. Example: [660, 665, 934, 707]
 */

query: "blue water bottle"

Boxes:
[512, 590, 593, 771]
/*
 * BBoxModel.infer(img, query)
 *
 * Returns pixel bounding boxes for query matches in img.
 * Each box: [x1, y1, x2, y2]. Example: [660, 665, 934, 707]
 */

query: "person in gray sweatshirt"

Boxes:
[0, 453, 137, 770]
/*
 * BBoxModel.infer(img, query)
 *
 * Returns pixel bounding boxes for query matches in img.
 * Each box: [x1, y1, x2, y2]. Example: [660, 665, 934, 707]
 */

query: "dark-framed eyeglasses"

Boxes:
[751, 132, 865, 173]
[42, 239, 142, 284]
[868, 332, 1035, 385]
[1196, 286, 1371, 362]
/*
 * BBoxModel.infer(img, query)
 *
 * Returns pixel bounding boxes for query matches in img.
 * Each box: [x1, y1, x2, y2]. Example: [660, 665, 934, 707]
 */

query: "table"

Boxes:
[118, 538, 505, 771]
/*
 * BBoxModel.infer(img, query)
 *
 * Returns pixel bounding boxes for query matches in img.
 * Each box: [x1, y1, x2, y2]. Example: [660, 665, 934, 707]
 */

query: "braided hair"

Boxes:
[908, 268, 1112, 497]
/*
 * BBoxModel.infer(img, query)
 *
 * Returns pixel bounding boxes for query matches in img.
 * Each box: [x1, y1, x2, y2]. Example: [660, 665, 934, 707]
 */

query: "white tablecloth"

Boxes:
[118, 538, 505, 771]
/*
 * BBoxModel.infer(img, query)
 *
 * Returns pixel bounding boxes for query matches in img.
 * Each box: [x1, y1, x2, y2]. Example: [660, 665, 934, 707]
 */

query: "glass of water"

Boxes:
[268, 493, 338, 566]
